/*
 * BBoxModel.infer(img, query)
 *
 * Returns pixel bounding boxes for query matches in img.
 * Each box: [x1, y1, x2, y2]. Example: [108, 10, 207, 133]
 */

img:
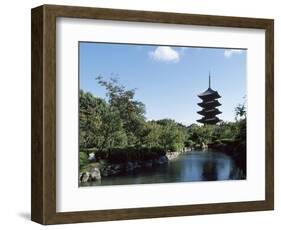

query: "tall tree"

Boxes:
[96, 76, 146, 146]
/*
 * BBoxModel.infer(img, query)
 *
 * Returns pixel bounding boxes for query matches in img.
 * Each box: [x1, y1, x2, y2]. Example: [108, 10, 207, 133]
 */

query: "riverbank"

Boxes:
[80, 150, 184, 183]
[208, 139, 246, 175]
[80, 150, 245, 186]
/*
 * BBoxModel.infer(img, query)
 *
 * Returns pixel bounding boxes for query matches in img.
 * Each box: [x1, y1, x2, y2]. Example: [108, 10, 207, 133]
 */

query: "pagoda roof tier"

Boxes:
[197, 117, 221, 125]
[198, 99, 221, 108]
[197, 108, 222, 116]
[198, 88, 221, 100]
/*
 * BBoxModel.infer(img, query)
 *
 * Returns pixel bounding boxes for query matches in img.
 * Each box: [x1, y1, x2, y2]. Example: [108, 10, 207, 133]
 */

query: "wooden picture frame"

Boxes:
[31, 4, 274, 225]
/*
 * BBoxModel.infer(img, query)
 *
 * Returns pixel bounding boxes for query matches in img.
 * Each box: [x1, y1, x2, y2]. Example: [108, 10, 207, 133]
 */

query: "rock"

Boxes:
[88, 168, 101, 181]
[80, 166, 101, 182]
[153, 156, 168, 165]
[166, 152, 180, 160]
[113, 164, 123, 170]
[88, 153, 96, 162]
[101, 165, 121, 176]
[158, 156, 168, 164]
[100, 166, 110, 176]
[110, 165, 122, 175]
[101, 169, 109, 177]
[80, 172, 90, 182]
[202, 142, 208, 150]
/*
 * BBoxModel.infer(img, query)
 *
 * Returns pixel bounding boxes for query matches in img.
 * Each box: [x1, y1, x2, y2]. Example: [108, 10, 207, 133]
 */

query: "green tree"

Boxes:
[96, 76, 146, 146]
[79, 90, 126, 151]
[144, 121, 162, 148]
[79, 90, 108, 149]
[156, 119, 185, 152]
[235, 103, 246, 121]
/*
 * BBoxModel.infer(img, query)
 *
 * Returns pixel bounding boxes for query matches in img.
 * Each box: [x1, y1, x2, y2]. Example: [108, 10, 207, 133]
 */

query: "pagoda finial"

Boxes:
[209, 71, 211, 88]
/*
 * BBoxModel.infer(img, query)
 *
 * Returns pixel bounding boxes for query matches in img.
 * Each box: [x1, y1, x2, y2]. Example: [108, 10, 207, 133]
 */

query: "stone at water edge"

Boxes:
[88, 152, 96, 162]
[158, 155, 168, 164]
[89, 168, 101, 181]
[113, 164, 123, 170]
[80, 172, 90, 182]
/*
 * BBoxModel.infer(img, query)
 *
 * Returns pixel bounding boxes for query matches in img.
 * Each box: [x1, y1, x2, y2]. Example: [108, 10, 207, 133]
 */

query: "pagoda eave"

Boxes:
[198, 101, 221, 108]
[198, 94, 221, 100]
[197, 110, 222, 116]
[197, 117, 221, 125]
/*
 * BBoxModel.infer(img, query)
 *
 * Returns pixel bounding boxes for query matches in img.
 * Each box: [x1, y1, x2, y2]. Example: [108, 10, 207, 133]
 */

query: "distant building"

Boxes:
[197, 73, 222, 125]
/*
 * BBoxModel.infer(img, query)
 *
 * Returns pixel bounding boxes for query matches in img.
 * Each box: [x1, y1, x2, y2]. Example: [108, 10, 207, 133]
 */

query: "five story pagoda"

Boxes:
[197, 73, 222, 125]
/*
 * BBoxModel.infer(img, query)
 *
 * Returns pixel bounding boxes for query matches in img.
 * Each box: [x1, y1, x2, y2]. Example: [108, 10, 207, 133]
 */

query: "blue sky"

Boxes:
[79, 42, 246, 125]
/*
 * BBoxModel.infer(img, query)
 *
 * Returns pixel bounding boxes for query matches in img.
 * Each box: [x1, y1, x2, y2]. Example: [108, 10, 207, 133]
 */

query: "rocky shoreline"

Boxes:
[166, 151, 182, 160]
[80, 151, 183, 183]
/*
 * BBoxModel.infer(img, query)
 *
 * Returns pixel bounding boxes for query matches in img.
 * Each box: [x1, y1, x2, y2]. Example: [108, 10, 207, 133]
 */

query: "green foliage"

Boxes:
[79, 152, 90, 168]
[235, 103, 247, 120]
[96, 76, 146, 147]
[157, 119, 185, 152]
[187, 124, 214, 145]
[79, 77, 189, 153]
[95, 147, 166, 164]
[79, 76, 246, 166]
[235, 118, 246, 141]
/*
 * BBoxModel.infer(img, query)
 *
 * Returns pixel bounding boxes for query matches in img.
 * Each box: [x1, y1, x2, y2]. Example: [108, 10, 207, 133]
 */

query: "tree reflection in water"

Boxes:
[202, 160, 218, 181]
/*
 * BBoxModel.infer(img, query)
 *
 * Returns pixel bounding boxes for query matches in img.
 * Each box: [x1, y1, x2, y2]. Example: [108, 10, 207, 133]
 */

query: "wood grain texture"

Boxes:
[265, 20, 274, 210]
[31, 6, 44, 224]
[31, 4, 274, 225]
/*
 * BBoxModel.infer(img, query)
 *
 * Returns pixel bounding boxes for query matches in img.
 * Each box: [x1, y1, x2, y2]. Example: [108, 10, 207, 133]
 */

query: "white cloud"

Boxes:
[224, 49, 243, 58]
[149, 46, 180, 63]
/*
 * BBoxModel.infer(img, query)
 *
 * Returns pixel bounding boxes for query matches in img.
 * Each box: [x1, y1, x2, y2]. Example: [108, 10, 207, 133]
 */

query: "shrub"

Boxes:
[80, 148, 98, 154]
[79, 152, 90, 168]
[95, 147, 166, 163]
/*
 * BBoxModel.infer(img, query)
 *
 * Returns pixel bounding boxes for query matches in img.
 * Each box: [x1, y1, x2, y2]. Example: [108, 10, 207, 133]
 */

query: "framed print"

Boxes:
[31, 4, 274, 225]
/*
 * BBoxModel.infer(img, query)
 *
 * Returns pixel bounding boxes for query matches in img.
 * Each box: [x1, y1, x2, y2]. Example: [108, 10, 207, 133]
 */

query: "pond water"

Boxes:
[81, 150, 246, 187]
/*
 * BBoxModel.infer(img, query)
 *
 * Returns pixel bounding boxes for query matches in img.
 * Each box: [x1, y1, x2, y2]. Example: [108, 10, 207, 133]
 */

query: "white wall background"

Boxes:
[0, 0, 279, 228]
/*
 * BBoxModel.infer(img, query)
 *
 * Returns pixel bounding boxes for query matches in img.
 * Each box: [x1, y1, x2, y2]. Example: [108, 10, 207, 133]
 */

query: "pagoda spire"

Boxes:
[209, 71, 211, 88]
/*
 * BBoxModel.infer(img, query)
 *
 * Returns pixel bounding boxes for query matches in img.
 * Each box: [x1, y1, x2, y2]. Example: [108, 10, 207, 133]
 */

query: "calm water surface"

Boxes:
[81, 150, 245, 186]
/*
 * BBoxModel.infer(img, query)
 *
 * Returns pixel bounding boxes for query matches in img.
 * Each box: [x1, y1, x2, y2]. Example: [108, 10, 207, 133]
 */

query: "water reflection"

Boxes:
[202, 161, 218, 181]
[81, 150, 246, 187]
